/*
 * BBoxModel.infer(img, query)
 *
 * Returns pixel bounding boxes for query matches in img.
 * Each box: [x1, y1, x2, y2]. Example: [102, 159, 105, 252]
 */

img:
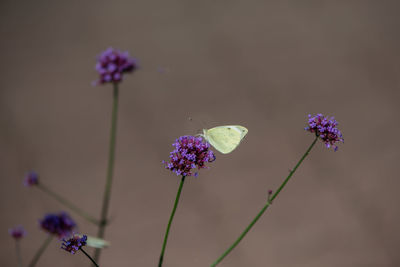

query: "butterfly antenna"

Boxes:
[199, 118, 208, 129]
[187, 116, 204, 136]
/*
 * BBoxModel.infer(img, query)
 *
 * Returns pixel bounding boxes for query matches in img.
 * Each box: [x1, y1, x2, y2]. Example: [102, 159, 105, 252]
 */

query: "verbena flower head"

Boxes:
[24, 171, 39, 187]
[8, 225, 26, 240]
[61, 234, 87, 254]
[94, 47, 137, 85]
[305, 113, 344, 151]
[163, 136, 216, 177]
[39, 212, 77, 238]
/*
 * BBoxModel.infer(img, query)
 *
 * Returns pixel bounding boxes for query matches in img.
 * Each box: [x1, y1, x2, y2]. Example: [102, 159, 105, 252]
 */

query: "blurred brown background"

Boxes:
[1, 1, 399, 266]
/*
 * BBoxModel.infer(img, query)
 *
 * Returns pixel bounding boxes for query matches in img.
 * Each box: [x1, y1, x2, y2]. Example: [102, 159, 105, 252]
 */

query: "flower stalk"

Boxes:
[93, 82, 119, 264]
[158, 176, 186, 267]
[81, 248, 100, 267]
[15, 240, 23, 267]
[28, 235, 52, 267]
[37, 183, 99, 226]
[210, 136, 318, 267]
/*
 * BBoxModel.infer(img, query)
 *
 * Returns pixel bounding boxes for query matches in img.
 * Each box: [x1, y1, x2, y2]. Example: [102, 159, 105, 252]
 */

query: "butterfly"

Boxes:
[202, 125, 248, 154]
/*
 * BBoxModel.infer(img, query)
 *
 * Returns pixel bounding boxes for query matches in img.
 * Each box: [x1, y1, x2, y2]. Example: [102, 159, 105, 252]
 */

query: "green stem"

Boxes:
[93, 83, 119, 264]
[15, 240, 23, 267]
[158, 176, 186, 267]
[80, 248, 100, 267]
[37, 183, 100, 226]
[210, 136, 318, 267]
[28, 235, 52, 267]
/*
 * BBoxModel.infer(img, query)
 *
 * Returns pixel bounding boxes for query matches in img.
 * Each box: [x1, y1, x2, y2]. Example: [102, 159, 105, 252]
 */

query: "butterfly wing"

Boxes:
[78, 235, 110, 248]
[205, 125, 248, 154]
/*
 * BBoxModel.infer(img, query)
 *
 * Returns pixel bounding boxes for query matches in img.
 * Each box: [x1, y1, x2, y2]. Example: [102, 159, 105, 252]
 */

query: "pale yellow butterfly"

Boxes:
[202, 125, 248, 154]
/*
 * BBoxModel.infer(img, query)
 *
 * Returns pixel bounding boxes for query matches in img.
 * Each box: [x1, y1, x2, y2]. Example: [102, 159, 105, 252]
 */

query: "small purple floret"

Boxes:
[93, 47, 137, 85]
[39, 212, 77, 238]
[305, 113, 344, 151]
[61, 234, 87, 254]
[8, 225, 26, 240]
[163, 136, 216, 177]
[24, 171, 39, 187]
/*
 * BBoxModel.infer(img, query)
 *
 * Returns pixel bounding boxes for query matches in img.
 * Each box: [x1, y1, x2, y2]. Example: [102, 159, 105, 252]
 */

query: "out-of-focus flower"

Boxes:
[39, 212, 77, 238]
[61, 234, 87, 254]
[305, 113, 344, 151]
[8, 225, 26, 240]
[163, 136, 216, 177]
[24, 171, 39, 187]
[93, 47, 137, 85]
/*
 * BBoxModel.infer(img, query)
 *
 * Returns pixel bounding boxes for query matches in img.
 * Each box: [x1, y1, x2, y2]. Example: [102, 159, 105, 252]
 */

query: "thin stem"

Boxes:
[270, 136, 318, 202]
[80, 248, 100, 267]
[28, 235, 52, 267]
[15, 240, 23, 267]
[158, 176, 186, 267]
[93, 83, 119, 264]
[210, 136, 319, 267]
[37, 183, 100, 226]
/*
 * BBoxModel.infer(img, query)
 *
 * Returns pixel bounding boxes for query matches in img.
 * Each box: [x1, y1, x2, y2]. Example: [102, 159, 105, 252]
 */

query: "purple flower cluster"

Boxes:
[305, 113, 344, 151]
[94, 47, 137, 85]
[8, 225, 26, 240]
[39, 212, 76, 238]
[24, 171, 39, 187]
[163, 136, 216, 177]
[61, 234, 87, 254]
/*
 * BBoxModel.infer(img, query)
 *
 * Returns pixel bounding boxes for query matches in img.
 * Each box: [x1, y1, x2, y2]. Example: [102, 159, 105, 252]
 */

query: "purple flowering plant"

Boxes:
[93, 47, 137, 85]
[61, 234, 87, 254]
[39, 212, 76, 238]
[163, 135, 216, 177]
[305, 113, 344, 151]
[158, 136, 216, 266]
[209, 114, 344, 266]
[24, 171, 39, 187]
[9, 225, 26, 240]
[60, 234, 99, 266]
[9, 225, 26, 267]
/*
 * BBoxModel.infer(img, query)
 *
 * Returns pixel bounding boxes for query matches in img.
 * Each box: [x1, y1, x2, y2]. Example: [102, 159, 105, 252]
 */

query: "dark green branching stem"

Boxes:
[158, 176, 186, 267]
[80, 248, 100, 267]
[210, 136, 318, 267]
[93, 83, 119, 264]
[37, 183, 99, 226]
[28, 235, 52, 267]
[15, 240, 22, 267]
